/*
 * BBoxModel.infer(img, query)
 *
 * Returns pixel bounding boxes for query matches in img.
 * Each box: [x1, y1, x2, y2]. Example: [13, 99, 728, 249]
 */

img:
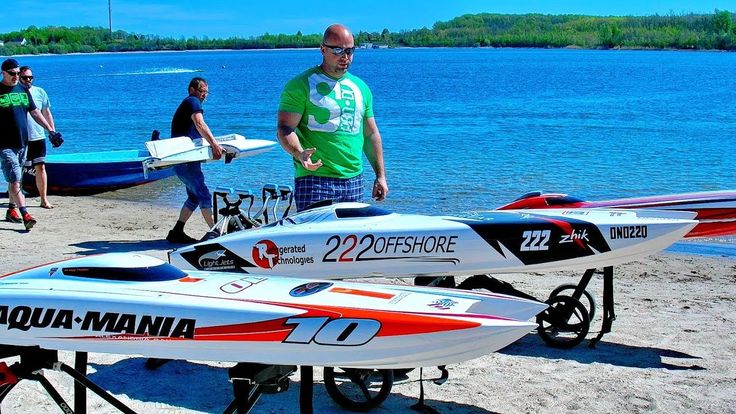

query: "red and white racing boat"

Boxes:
[0, 253, 544, 369]
[496, 190, 736, 238]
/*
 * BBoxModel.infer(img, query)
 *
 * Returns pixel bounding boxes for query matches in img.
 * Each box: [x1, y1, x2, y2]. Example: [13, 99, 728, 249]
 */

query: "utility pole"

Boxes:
[108, 0, 112, 36]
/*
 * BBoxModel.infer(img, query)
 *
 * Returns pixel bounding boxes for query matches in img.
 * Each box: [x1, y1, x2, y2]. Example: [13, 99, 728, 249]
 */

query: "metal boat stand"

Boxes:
[0, 346, 135, 414]
[0, 346, 317, 414]
[209, 184, 294, 239]
[222, 363, 301, 414]
[431, 265, 617, 349]
[534, 266, 616, 348]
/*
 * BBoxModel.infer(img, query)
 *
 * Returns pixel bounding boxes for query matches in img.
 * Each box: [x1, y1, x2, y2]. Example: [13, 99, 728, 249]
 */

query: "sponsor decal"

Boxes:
[289, 282, 333, 297]
[561, 210, 590, 216]
[252, 240, 315, 269]
[0, 305, 195, 339]
[180, 244, 253, 272]
[198, 249, 235, 270]
[220, 276, 267, 294]
[559, 228, 590, 244]
[389, 292, 410, 304]
[428, 298, 458, 310]
[322, 234, 459, 262]
[610, 225, 648, 239]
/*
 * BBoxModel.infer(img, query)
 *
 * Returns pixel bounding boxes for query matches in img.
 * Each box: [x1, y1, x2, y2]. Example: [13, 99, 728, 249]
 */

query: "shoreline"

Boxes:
[8, 44, 734, 60]
[1, 194, 736, 412]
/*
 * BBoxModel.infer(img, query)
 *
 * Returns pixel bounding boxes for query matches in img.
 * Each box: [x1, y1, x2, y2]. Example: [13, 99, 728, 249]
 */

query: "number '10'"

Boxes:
[284, 317, 381, 346]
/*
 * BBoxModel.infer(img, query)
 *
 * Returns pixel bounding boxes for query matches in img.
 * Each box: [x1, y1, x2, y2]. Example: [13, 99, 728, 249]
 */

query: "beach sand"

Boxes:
[1, 194, 735, 413]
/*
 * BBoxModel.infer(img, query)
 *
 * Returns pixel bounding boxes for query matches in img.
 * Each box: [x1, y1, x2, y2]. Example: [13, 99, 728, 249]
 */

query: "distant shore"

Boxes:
[7, 44, 733, 61]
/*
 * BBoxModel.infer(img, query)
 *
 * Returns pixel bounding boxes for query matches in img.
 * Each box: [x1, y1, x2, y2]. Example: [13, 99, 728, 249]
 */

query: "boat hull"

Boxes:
[22, 135, 278, 196]
[169, 203, 696, 278]
[0, 254, 543, 369]
[496, 190, 736, 238]
[22, 150, 176, 196]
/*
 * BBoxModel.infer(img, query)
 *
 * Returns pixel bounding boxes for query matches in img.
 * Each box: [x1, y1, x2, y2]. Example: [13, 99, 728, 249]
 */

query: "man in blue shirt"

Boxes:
[166, 77, 224, 244]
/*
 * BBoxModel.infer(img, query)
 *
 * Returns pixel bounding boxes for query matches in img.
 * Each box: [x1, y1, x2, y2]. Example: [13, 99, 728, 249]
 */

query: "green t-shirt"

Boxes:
[279, 66, 374, 179]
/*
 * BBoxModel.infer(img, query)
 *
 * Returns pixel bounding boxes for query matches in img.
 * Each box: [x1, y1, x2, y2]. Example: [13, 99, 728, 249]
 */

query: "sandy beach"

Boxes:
[1, 194, 735, 413]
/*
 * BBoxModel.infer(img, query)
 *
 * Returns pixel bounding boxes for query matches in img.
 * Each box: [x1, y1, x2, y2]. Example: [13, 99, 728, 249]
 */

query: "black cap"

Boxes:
[1, 59, 19, 72]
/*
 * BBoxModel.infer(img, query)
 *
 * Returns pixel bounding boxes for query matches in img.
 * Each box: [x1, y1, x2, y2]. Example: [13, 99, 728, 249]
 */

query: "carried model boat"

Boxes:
[22, 134, 277, 196]
[0, 253, 543, 369]
[169, 202, 697, 278]
[496, 190, 736, 238]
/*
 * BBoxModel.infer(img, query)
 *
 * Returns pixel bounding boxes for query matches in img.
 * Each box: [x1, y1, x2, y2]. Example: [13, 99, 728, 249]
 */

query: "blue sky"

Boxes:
[2, 1, 735, 38]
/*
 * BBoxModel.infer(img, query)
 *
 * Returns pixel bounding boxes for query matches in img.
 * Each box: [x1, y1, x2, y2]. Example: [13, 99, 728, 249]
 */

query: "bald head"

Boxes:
[323, 24, 354, 44]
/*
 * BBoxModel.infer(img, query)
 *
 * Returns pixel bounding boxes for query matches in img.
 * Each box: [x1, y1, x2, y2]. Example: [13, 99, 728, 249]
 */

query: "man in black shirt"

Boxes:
[166, 77, 223, 243]
[0, 59, 58, 230]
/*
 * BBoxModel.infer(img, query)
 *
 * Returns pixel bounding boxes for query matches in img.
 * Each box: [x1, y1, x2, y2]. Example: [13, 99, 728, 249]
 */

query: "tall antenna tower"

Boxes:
[108, 0, 112, 35]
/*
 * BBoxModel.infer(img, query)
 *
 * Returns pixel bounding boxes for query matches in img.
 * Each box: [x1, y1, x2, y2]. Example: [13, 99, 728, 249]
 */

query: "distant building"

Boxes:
[359, 42, 373, 49]
[5, 38, 27, 46]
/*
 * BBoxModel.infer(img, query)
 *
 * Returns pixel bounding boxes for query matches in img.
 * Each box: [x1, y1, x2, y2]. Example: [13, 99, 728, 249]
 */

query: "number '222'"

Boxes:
[520, 230, 551, 251]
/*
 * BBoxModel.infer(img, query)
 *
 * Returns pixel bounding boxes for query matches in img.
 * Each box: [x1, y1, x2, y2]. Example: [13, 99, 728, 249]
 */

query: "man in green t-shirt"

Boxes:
[277, 23, 388, 211]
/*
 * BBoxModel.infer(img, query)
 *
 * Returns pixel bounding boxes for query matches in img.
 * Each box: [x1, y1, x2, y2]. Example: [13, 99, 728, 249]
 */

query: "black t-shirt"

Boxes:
[0, 83, 37, 149]
[171, 95, 203, 139]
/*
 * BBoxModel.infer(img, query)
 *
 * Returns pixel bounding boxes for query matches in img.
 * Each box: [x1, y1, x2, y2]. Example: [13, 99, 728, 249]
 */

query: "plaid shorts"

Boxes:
[295, 174, 364, 211]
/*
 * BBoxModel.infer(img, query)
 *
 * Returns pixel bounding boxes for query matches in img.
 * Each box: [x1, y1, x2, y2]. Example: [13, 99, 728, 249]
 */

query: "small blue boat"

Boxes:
[23, 149, 177, 196]
[22, 134, 277, 196]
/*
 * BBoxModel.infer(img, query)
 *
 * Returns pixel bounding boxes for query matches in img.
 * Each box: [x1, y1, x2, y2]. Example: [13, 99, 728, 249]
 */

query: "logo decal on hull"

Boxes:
[220, 276, 267, 294]
[428, 298, 458, 310]
[198, 249, 235, 269]
[252, 240, 280, 269]
[0, 305, 196, 339]
[322, 234, 460, 263]
[179, 243, 255, 272]
[289, 282, 333, 297]
[559, 229, 590, 244]
[251, 240, 315, 269]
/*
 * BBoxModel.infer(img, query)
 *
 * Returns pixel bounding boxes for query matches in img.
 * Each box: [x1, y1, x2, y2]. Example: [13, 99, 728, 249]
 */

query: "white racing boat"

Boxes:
[169, 202, 697, 278]
[0, 253, 543, 369]
[143, 133, 276, 171]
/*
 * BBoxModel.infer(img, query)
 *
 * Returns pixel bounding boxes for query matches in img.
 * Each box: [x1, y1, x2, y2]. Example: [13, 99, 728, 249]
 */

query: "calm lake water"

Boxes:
[17, 48, 736, 234]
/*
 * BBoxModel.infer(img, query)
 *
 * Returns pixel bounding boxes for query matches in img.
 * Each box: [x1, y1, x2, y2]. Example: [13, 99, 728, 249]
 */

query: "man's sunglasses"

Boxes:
[4, 70, 20, 77]
[20, 75, 33, 81]
[322, 44, 356, 56]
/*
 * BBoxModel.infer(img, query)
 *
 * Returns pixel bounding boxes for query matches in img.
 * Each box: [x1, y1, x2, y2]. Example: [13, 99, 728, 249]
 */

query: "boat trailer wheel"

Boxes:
[536, 294, 590, 349]
[323, 367, 394, 412]
[549, 284, 597, 321]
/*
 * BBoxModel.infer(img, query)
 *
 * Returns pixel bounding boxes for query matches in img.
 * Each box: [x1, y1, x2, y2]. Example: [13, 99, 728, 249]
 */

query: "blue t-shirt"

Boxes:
[0, 83, 37, 149]
[171, 95, 203, 139]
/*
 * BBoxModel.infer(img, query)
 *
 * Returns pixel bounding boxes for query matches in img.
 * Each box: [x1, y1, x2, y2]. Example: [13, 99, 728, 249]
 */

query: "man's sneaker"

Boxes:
[5, 209, 22, 223]
[22, 213, 37, 230]
[166, 229, 198, 244]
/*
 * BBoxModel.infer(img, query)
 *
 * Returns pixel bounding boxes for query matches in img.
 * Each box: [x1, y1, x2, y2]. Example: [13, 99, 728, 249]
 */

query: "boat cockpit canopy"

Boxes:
[335, 205, 392, 218]
[61, 263, 187, 282]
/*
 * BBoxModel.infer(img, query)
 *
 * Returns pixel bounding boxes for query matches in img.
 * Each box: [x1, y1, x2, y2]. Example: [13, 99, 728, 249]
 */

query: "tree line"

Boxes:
[1, 11, 734, 56]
